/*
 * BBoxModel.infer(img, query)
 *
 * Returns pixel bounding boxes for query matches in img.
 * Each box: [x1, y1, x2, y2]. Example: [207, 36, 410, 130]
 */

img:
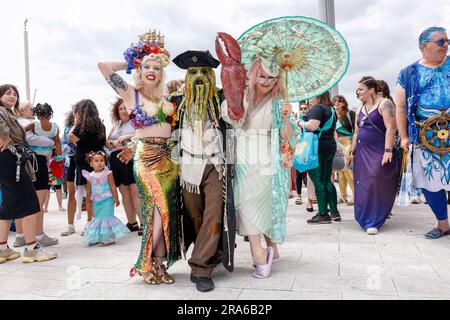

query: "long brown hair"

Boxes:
[73, 99, 105, 141]
[332, 95, 349, 120]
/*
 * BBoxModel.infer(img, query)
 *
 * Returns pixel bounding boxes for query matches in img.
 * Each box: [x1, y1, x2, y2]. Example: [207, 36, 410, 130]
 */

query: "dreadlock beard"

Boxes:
[184, 67, 220, 128]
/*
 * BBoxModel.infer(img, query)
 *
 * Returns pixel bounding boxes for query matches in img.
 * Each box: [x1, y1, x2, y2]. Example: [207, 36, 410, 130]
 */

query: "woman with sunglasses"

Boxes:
[332, 95, 355, 205]
[222, 57, 296, 278]
[348, 78, 399, 235]
[396, 26, 450, 239]
[295, 102, 315, 210]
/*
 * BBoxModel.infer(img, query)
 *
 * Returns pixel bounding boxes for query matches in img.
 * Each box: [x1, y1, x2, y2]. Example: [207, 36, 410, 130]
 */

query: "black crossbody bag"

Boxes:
[6, 144, 37, 182]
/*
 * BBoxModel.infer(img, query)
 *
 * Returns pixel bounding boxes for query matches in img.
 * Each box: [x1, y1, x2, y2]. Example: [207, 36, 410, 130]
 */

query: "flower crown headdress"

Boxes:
[123, 30, 170, 74]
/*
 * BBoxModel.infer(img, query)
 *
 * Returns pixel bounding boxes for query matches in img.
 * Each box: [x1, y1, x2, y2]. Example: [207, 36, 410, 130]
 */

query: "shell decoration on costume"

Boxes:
[130, 100, 177, 129]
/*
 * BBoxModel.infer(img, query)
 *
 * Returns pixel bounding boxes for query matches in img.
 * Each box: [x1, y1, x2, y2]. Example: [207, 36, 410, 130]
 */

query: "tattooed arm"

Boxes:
[98, 61, 134, 105]
[379, 98, 397, 165]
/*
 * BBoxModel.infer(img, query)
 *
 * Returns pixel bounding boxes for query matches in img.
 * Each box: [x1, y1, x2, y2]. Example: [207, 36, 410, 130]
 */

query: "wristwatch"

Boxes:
[384, 148, 393, 153]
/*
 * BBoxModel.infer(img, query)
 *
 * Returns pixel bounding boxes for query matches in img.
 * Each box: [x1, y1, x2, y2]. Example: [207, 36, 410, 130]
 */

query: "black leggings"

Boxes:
[295, 170, 307, 197]
[307, 153, 338, 216]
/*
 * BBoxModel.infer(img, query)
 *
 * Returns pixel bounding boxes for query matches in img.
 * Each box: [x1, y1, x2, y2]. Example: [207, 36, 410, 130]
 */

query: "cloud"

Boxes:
[1, 0, 449, 130]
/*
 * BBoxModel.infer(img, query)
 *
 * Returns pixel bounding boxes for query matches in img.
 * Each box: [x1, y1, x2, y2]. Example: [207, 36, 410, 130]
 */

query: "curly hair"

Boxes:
[33, 103, 53, 119]
[110, 97, 124, 124]
[73, 99, 105, 141]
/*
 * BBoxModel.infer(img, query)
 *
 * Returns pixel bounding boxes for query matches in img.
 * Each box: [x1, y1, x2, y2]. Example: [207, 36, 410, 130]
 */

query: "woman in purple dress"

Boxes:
[348, 78, 399, 235]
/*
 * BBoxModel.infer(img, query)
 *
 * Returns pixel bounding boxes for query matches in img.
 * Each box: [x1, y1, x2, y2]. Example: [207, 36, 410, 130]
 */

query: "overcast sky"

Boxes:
[1, 0, 449, 131]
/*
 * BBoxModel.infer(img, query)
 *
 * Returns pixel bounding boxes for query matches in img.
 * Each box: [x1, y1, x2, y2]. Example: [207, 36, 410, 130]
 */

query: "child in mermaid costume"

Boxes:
[82, 151, 129, 246]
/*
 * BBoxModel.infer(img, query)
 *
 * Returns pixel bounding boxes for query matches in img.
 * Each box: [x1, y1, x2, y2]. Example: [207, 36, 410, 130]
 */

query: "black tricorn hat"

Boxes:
[173, 50, 220, 69]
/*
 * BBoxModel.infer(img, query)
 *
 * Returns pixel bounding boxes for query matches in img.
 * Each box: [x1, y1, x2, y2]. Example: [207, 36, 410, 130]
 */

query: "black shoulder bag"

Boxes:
[7, 144, 37, 182]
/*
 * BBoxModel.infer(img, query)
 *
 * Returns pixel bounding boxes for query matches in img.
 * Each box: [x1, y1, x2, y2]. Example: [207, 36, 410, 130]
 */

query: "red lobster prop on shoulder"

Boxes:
[215, 32, 246, 121]
[216, 32, 294, 168]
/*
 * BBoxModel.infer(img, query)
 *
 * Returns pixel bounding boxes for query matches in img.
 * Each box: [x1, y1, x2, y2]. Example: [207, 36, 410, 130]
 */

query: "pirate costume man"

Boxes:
[169, 50, 236, 292]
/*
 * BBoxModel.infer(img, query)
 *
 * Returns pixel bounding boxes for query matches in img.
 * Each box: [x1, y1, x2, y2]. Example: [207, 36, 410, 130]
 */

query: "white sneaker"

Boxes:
[0, 247, 20, 263]
[411, 196, 422, 204]
[22, 245, 57, 263]
[60, 225, 76, 237]
[37, 234, 59, 247]
[366, 227, 378, 235]
[80, 223, 89, 236]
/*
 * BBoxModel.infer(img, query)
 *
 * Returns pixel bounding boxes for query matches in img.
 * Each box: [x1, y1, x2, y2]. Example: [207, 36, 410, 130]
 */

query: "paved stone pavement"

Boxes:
[1, 191, 450, 300]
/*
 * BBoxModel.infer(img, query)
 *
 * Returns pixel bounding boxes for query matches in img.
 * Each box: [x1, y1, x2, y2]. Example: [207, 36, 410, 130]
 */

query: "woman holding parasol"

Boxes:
[218, 16, 349, 277]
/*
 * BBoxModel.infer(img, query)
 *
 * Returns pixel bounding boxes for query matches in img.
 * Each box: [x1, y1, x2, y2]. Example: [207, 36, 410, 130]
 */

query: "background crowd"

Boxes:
[0, 26, 449, 293]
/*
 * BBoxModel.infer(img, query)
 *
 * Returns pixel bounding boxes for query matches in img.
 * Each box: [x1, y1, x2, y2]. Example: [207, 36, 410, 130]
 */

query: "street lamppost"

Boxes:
[318, 0, 339, 97]
[24, 18, 31, 101]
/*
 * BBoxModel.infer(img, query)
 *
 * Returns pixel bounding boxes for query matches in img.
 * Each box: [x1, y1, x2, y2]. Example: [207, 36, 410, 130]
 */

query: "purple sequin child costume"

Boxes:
[82, 168, 129, 245]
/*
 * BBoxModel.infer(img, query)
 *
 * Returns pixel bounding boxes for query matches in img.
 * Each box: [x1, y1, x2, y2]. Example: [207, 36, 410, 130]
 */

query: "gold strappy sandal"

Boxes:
[142, 266, 162, 285]
[155, 264, 174, 284]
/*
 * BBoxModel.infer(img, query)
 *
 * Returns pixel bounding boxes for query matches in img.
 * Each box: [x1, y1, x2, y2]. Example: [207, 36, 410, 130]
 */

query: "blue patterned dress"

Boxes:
[398, 57, 450, 192]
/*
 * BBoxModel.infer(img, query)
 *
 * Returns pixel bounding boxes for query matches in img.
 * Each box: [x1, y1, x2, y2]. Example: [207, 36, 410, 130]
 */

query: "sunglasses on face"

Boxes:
[300, 107, 308, 111]
[256, 76, 277, 84]
[428, 38, 450, 46]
